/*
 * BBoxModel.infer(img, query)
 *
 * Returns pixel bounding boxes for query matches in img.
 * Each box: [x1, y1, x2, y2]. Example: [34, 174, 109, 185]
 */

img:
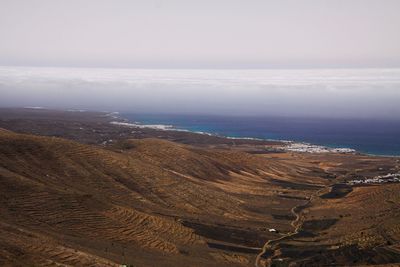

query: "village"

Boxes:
[284, 142, 356, 154]
[348, 173, 400, 185]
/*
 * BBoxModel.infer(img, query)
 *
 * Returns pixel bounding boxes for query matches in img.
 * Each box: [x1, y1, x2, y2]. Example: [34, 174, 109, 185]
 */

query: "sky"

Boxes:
[0, 0, 400, 68]
[0, 1, 399, 119]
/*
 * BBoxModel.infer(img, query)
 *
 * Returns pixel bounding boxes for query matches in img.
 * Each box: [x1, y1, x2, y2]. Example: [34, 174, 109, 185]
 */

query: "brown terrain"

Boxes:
[0, 108, 399, 267]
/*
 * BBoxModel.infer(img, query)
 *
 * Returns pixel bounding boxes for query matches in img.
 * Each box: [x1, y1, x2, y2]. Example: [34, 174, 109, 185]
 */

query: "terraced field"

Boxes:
[0, 109, 399, 266]
[0, 129, 310, 266]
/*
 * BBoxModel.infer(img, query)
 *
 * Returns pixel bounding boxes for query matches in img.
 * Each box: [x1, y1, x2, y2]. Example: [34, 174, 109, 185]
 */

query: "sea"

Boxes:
[123, 113, 400, 156]
[1, 66, 399, 156]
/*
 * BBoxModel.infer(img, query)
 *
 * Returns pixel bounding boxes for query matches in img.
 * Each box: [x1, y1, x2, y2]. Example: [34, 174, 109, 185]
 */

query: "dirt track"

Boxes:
[255, 186, 328, 267]
[1, 109, 399, 266]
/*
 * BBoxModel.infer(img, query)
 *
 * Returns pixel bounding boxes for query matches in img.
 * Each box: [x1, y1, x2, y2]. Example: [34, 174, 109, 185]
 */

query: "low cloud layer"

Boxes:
[1, 66, 399, 119]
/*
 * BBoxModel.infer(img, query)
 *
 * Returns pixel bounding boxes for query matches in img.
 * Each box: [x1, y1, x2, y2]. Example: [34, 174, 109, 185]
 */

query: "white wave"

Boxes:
[226, 136, 264, 141]
[110, 121, 219, 137]
[66, 109, 87, 112]
[110, 121, 175, 131]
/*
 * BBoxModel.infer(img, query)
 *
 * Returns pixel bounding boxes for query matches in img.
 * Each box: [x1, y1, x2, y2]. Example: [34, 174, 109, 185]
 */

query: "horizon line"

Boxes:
[1, 64, 400, 71]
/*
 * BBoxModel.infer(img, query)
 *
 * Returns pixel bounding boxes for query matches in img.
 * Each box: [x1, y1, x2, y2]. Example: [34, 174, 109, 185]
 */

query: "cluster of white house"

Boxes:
[284, 143, 355, 154]
[348, 173, 400, 185]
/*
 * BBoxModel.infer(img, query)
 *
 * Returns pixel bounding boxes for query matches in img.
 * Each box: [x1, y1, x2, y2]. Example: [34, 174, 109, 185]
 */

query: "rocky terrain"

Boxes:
[0, 108, 399, 266]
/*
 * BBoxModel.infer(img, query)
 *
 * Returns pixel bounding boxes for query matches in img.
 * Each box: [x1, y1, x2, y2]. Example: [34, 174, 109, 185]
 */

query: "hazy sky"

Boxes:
[1, 66, 400, 118]
[1, 1, 400, 119]
[1, 0, 400, 68]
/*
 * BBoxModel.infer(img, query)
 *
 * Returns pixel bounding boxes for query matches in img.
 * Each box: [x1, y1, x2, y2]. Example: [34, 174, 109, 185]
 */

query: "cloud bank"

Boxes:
[0, 66, 399, 119]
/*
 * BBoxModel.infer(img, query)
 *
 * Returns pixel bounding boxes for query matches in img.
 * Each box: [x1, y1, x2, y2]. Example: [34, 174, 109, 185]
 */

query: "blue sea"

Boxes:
[1, 66, 399, 155]
[124, 114, 400, 156]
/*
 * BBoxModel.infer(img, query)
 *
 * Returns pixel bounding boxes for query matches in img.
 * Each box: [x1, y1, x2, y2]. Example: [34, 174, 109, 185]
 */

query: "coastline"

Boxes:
[109, 114, 359, 155]
[16, 108, 398, 157]
[110, 113, 400, 157]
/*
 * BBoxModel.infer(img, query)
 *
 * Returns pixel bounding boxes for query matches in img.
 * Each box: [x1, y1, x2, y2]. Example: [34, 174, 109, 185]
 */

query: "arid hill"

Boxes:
[0, 109, 399, 266]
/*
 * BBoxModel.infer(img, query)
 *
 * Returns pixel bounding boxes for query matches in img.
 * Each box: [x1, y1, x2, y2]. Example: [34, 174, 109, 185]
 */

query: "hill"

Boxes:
[0, 109, 399, 266]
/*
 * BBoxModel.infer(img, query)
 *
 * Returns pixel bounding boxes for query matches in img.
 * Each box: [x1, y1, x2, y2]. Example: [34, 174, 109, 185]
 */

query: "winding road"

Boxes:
[254, 187, 328, 267]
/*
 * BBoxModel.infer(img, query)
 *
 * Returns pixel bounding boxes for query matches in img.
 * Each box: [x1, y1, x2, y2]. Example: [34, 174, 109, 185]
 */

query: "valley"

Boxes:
[0, 108, 399, 266]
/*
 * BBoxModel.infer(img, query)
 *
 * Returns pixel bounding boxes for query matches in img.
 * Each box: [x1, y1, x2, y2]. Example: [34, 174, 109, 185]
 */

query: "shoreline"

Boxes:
[16, 108, 399, 157]
[109, 115, 360, 155]
[112, 115, 400, 157]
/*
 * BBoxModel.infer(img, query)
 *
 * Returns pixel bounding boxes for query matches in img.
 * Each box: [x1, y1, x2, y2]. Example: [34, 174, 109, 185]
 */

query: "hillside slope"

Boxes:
[0, 128, 399, 266]
[0, 129, 324, 266]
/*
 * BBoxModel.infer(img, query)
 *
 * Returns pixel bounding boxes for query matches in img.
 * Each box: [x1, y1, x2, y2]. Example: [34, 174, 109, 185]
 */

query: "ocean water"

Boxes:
[124, 113, 400, 156]
[1, 66, 399, 155]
